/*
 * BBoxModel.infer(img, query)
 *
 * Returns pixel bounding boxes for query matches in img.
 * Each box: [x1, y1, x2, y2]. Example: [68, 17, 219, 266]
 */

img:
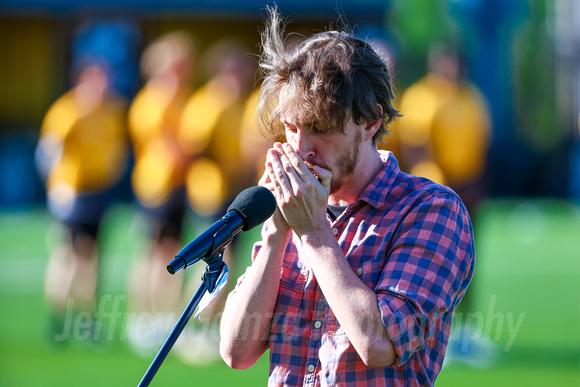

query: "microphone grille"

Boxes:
[227, 186, 276, 231]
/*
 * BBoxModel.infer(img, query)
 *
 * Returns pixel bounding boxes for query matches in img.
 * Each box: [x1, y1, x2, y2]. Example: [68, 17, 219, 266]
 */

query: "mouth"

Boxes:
[304, 161, 321, 181]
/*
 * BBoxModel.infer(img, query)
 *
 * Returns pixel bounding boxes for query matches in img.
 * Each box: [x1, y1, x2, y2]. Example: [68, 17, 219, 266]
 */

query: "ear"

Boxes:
[362, 104, 383, 142]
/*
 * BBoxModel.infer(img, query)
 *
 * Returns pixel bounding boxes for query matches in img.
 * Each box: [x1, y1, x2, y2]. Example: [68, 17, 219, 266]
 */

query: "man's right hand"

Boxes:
[258, 162, 292, 237]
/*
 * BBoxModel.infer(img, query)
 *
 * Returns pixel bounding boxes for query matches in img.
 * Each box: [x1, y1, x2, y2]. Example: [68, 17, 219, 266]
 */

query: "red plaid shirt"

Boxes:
[241, 151, 474, 386]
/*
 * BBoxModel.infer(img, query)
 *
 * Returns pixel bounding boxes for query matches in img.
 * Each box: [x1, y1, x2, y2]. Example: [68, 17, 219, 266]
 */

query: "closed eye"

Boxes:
[304, 122, 327, 135]
[282, 121, 297, 133]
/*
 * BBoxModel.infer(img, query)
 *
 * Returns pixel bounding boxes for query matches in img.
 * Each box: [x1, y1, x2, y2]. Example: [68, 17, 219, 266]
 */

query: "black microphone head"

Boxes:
[227, 186, 276, 231]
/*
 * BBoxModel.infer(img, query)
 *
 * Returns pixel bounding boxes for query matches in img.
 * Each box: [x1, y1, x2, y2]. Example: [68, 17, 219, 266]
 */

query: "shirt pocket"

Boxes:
[271, 263, 307, 335]
[357, 257, 383, 290]
[326, 259, 384, 336]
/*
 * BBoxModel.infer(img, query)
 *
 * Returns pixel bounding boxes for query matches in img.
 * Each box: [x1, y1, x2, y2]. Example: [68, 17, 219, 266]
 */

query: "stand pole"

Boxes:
[138, 258, 226, 386]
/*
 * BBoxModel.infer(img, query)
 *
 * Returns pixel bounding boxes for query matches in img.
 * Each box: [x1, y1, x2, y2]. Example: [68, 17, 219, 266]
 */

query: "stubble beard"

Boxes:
[329, 129, 363, 194]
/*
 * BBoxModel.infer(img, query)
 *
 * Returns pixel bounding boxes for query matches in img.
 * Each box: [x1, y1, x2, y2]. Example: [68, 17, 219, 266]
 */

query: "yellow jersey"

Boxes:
[40, 91, 128, 194]
[430, 84, 491, 186]
[128, 80, 191, 207]
[179, 80, 250, 215]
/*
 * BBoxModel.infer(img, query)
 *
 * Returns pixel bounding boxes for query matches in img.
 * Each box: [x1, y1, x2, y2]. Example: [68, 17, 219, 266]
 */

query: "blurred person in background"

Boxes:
[36, 61, 129, 344]
[429, 44, 491, 217]
[174, 38, 256, 364]
[396, 42, 491, 215]
[239, 88, 275, 190]
[396, 41, 493, 366]
[124, 31, 197, 355]
[368, 33, 404, 164]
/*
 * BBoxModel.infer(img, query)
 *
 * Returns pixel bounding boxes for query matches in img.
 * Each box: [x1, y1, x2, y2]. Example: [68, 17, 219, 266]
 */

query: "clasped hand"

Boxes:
[259, 142, 331, 237]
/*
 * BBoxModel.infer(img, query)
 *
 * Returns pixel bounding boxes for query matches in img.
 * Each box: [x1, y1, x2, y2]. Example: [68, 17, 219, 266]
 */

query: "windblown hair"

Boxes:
[255, 6, 400, 144]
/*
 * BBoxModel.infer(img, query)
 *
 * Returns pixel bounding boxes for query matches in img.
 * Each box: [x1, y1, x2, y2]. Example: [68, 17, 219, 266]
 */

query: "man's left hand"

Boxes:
[265, 142, 331, 237]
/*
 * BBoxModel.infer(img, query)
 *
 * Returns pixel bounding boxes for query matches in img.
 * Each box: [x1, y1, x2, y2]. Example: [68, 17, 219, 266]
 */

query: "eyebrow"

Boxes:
[281, 120, 316, 130]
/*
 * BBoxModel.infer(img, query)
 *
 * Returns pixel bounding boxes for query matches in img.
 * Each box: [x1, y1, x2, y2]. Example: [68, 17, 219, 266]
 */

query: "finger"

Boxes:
[260, 159, 281, 198]
[265, 161, 284, 203]
[258, 164, 271, 187]
[278, 142, 315, 183]
[266, 150, 291, 199]
[262, 161, 290, 225]
[273, 143, 307, 186]
[313, 165, 332, 193]
[259, 176, 276, 193]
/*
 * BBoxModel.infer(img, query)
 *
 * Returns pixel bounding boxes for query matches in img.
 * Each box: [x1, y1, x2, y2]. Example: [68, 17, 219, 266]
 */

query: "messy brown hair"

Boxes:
[255, 6, 400, 144]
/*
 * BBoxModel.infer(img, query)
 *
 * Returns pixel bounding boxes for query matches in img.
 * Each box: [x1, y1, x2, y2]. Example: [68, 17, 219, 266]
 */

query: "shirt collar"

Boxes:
[357, 150, 399, 209]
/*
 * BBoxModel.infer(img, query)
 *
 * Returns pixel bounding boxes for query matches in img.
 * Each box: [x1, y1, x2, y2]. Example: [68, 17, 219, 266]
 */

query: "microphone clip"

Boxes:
[202, 254, 227, 293]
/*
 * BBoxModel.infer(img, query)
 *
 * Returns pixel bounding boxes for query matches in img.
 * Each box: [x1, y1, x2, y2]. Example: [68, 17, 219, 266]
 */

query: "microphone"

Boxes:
[167, 186, 276, 274]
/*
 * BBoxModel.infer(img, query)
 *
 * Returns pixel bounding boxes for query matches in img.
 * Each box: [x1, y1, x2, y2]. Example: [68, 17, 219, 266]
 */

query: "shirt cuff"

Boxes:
[378, 293, 427, 366]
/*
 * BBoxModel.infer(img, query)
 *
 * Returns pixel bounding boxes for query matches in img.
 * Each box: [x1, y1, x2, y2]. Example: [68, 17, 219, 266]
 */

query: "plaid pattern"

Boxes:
[247, 151, 475, 386]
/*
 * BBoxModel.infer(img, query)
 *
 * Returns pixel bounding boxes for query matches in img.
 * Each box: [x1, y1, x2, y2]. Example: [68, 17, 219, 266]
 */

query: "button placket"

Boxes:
[305, 287, 324, 379]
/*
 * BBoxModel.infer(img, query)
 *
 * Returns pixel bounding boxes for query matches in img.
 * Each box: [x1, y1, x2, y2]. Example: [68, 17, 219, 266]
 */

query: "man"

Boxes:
[220, 8, 475, 386]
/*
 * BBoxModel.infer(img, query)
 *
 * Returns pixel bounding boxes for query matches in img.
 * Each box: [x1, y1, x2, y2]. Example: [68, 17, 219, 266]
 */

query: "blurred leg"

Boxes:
[44, 225, 99, 343]
[149, 236, 184, 315]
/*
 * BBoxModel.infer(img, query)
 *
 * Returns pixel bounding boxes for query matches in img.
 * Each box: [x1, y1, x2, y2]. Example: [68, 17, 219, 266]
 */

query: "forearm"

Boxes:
[300, 230, 396, 368]
[219, 228, 290, 369]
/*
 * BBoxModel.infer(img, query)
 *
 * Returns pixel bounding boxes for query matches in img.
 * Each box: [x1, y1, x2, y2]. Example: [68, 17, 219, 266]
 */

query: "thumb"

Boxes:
[314, 165, 332, 192]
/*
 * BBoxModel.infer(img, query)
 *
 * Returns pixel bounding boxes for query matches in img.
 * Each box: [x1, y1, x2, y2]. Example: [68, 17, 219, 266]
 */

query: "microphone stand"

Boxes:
[138, 252, 227, 386]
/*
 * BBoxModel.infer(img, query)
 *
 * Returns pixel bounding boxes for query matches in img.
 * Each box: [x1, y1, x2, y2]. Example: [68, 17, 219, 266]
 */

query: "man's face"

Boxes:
[282, 117, 363, 194]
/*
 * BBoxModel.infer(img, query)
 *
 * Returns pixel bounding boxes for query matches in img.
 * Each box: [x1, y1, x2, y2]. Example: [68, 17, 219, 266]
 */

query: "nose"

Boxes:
[287, 129, 315, 161]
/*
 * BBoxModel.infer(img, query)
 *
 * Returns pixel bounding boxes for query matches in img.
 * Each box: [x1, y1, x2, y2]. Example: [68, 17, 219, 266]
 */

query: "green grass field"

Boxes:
[1, 200, 579, 386]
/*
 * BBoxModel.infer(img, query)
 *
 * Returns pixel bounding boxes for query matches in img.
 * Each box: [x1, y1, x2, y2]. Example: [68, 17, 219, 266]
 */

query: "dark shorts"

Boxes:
[47, 187, 117, 240]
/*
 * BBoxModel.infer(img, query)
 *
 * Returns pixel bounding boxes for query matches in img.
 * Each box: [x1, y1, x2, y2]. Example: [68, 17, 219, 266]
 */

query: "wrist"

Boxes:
[291, 211, 331, 238]
[297, 224, 334, 248]
[262, 218, 292, 244]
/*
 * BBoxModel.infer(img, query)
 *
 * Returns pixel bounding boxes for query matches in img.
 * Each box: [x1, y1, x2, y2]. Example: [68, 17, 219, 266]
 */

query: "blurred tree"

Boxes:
[512, 0, 565, 154]
[390, 0, 458, 86]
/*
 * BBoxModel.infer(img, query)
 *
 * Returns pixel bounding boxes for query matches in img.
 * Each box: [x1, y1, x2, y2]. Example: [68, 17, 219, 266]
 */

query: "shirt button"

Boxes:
[357, 268, 363, 276]
[314, 320, 322, 329]
[332, 228, 339, 235]
[308, 364, 315, 373]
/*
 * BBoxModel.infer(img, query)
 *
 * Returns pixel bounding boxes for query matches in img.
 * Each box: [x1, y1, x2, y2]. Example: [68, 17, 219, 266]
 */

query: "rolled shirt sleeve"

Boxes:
[376, 190, 475, 366]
